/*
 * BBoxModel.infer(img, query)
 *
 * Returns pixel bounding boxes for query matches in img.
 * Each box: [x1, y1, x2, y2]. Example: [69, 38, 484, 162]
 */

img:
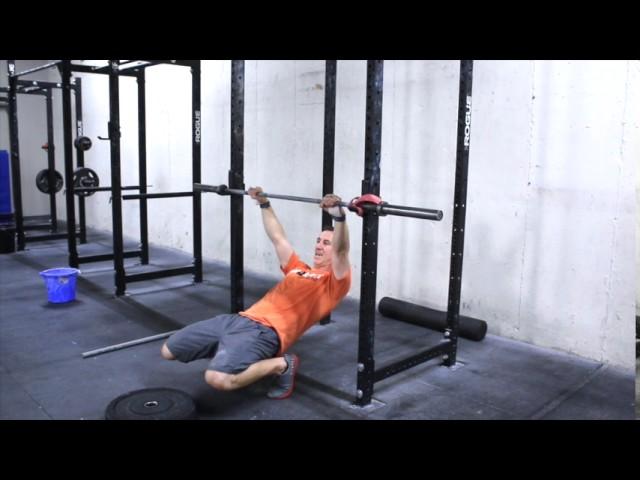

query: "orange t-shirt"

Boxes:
[239, 252, 351, 355]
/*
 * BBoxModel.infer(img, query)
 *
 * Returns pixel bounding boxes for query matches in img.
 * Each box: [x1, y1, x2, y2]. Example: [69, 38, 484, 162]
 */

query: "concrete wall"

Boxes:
[463, 60, 637, 368]
[7, 60, 638, 368]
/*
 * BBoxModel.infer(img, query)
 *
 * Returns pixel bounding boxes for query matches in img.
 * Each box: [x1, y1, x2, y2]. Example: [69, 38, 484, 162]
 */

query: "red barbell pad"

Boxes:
[349, 193, 384, 217]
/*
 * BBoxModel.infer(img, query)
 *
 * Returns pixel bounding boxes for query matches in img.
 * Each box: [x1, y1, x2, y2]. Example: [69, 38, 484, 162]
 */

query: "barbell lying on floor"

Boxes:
[193, 183, 444, 221]
[82, 331, 178, 359]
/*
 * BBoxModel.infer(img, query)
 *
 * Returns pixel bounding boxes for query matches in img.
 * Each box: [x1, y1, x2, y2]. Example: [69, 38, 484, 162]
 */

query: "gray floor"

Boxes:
[0, 229, 635, 420]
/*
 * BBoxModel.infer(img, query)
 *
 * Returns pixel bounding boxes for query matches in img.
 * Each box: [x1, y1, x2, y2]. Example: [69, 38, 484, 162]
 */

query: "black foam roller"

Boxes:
[378, 297, 487, 341]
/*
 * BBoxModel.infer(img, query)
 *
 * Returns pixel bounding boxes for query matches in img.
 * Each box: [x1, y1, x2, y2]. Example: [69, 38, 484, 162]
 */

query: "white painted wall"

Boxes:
[462, 60, 637, 368]
[10, 60, 638, 369]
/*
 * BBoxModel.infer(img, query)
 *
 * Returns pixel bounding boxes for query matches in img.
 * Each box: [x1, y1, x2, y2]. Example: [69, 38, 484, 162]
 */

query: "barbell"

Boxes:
[193, 183, 443, 221]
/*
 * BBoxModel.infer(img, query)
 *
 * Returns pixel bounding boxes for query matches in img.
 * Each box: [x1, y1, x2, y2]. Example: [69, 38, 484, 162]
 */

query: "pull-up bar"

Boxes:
[193, 183, 443, 221]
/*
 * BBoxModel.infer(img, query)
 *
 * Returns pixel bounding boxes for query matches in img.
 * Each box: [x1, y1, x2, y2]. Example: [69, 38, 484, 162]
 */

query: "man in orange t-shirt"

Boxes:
[161, 187, 351, 399]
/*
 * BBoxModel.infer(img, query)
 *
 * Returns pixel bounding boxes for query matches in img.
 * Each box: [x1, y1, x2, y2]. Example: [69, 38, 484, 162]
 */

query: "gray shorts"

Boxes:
[166, 314, 280, 374]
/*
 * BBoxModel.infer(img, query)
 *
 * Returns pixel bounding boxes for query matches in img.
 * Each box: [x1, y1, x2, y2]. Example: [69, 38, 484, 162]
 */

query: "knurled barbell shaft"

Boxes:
[193, 183, 443, 221]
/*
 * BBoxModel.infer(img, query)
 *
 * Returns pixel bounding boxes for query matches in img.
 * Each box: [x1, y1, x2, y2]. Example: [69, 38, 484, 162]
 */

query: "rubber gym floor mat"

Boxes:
[0, 230, 635, 420]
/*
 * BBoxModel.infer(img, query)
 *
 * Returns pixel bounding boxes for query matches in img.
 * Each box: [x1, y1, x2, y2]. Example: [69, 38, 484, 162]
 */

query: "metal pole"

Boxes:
[322, 60, 337, 230]
[443, 60, 474, 368]
[7, 61, 25, 250]
[192, 60, 203, 284]
[45, 89, 57, 232]
[320, 60, 337, 326]
[75, 185, 146, 193]
[108, 60, 126, 296]
[74, 78, 87, 244]
[355, 60, 384, 407]
[137, 70, 149, 264]
[61, 61, 78, 266]
[82, 331, 177, 359]
[229, 60, 245, 313]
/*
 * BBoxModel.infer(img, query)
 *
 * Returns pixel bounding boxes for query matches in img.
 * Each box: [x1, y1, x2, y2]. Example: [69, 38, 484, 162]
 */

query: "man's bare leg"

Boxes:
[204, 356, 287, 391]
[161, 343, 175, 360]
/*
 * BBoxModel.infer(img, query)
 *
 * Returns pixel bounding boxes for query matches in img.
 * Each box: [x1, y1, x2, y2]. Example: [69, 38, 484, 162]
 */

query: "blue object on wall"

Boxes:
[0, 150, 12, 220]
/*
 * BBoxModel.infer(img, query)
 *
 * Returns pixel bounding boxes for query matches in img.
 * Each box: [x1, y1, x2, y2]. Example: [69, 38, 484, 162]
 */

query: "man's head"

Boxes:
[312, 227, 334, 270]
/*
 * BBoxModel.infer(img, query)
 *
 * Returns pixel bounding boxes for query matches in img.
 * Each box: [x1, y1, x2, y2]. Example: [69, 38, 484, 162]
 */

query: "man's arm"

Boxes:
[248, 187, 293, 268]
[320, 194, 351, 280]
[331, 220, 350, 280]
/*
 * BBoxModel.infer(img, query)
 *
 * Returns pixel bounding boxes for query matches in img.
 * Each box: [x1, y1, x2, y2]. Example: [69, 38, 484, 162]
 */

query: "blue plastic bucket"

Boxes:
[39, 268, 81, 303]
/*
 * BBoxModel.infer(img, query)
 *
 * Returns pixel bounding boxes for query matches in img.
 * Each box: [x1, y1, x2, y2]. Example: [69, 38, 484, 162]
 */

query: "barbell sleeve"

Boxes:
[377, 206, 442, 221]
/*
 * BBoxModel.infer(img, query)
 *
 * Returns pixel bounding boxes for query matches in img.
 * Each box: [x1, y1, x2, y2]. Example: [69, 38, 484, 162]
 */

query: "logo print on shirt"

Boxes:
[291, 269, 324, 281]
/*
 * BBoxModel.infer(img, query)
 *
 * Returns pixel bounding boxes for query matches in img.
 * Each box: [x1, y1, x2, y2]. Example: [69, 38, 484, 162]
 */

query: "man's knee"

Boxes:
[205, 370, 235, 391]
[161, 342, 176, 360]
